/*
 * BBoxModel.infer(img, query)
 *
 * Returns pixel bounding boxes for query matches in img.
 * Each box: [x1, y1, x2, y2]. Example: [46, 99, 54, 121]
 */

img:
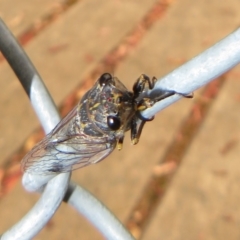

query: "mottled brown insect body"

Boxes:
[22, 73, 191, 174]
[79, 74, 134, 139]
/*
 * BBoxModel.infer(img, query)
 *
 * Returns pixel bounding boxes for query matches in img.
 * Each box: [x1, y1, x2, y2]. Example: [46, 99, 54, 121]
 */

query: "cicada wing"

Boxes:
[21, 134, 116, 174]
[51, 105, 78, 135]
[21, 104, 116, 175]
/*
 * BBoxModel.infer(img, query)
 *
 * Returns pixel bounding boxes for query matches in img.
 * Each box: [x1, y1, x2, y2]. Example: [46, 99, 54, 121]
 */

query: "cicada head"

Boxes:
[78, 73, 136, 148]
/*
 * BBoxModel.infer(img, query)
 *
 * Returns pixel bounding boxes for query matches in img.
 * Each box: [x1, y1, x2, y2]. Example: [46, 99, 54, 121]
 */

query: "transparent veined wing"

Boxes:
[21, 106, 116, 175]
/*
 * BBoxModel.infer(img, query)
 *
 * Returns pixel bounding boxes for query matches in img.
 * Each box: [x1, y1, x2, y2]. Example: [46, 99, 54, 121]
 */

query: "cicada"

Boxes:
[22, 73, 191, 174]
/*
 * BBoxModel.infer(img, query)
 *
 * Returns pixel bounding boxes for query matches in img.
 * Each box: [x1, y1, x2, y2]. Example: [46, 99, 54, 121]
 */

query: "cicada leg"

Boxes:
[136, 75, 193, 111]
[131, 74, 193, 144]
[133, 74, 155, 98]
[131, 117, 144, 145]
[117, 136, 124, 150]
[130, 114, 154, 145]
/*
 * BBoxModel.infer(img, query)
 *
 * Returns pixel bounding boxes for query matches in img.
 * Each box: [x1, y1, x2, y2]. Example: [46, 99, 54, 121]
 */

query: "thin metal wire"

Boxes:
[1, 174, 70, 240]
[141, 27, 240, 119]
[0, 18, 134, 240]
[0, 18, 70, 240]
[67, 183, 135, 240]
[0, 23, 59, 132]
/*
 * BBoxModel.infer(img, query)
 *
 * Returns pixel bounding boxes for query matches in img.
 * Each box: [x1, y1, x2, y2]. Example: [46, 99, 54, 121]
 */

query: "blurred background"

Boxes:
[1, 0, 240, 239]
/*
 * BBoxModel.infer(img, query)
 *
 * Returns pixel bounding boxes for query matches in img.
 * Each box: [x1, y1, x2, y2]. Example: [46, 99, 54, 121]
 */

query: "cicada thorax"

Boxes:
[77, 74, 135, 148]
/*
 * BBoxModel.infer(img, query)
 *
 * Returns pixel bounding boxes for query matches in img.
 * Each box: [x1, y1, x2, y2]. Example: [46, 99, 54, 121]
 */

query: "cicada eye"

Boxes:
[99, 73, 112, 86]
[107, 116, 121, 130]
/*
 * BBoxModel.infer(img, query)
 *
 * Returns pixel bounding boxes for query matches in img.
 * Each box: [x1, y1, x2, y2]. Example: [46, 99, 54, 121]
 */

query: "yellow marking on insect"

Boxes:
[131, 138, 139, 145]
[137, 98, 154, 111]
[77, 103, 82, 111]
[137, 105, 147, 111]
[139, 74, 145, 81]
[117, 142, 123, 150]
[90, 102, 101, 110]
[112, 93, 121, 102]
[80, 122, 87, 129]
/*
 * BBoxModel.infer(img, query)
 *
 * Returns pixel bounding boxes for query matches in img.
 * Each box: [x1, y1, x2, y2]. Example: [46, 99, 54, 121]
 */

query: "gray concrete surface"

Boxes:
[1, 0, 240, 239]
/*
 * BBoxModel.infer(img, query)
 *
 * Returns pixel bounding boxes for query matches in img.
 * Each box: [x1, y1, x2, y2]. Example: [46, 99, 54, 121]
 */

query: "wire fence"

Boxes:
[0, 18, 134, 240]
[0, 18, 240, 240]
